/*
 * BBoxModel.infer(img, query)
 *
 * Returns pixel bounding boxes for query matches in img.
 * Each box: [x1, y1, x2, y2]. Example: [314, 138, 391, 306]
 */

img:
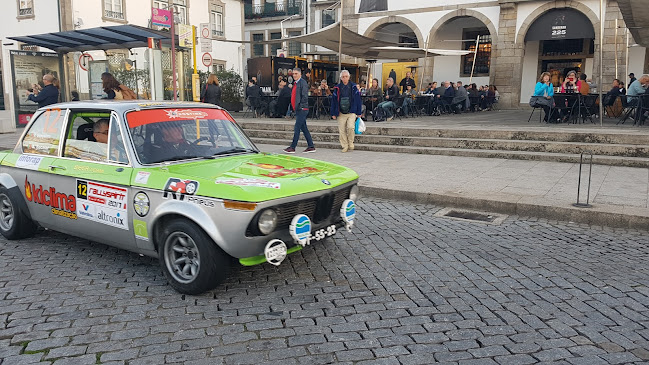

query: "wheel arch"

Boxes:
[0, 173, 34, 222]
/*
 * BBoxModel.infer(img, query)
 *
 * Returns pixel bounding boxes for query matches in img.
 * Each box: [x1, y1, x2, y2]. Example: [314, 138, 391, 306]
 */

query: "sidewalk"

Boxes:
[256, 143, 649, 229]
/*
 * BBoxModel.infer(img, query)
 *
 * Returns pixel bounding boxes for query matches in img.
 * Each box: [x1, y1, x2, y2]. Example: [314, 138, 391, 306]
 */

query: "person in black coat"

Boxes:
[201, 74, 222, 106]
[28, 74, 59, 108]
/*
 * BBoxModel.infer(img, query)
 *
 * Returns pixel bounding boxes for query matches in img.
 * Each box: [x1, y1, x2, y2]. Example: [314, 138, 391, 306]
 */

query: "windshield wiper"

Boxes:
[213, 147, 257, 156]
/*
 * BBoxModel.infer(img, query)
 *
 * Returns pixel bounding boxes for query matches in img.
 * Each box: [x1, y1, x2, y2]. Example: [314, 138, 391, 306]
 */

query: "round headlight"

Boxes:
[349, 185, 360, 202]
[258, 209, 278, 235]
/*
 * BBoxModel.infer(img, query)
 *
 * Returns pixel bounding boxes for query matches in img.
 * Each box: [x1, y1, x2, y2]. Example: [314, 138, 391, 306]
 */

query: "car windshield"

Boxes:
[126, 108, 257, 164]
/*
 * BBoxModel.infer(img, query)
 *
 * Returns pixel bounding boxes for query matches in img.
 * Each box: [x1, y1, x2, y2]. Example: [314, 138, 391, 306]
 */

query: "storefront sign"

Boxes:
[525, 8, 595, 42]
[151, 8, 172, 28]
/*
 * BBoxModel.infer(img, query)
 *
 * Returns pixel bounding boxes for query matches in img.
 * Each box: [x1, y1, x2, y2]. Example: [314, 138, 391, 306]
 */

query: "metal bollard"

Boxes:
[573, 151, 594, 208]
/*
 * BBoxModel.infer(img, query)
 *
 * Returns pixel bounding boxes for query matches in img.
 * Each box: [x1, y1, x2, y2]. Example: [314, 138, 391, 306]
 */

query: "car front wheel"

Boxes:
[159, 219, 230, 294]
[0, 186, 36, 240]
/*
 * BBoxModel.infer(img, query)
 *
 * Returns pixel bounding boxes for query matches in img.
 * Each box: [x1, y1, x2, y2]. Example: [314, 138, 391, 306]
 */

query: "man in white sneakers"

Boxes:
[330, 70, 362, 152]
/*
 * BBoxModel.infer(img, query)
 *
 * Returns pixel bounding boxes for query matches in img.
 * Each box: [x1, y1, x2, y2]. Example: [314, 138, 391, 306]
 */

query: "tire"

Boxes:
[0, 186, 36, 240]
[158, 219, 230, 295]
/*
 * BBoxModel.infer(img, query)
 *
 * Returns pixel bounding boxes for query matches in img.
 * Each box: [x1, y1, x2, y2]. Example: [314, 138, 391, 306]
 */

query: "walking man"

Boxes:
[284, 68, 315, 154]
[331, 70, 362, 153]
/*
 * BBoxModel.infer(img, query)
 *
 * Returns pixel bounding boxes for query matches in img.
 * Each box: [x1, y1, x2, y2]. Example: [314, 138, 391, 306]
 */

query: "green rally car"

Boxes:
[0, 101, 359, 294]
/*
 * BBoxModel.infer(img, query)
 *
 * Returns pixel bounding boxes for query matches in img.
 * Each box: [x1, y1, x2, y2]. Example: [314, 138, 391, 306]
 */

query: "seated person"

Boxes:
[376, 77, 399, 121]
[401, 85, 415, 116]
[451, 81, 468, 113]
[93, 119, 109, 144]
[148, 124, 193, 162]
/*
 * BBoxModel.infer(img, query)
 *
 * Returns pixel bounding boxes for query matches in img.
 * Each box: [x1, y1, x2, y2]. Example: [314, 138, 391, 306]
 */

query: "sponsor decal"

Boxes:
[133, 192, 150, 217]
[248, 163, 284, 170]
[134, 219, 149, 240]
[24, 176, 77, 219]
[264, 239, 287, 266]
[163, 178, 199, 201]
[340, 199, 356, 232]
[289, 214, 311, 247]
[164, 109, 208, 120]
[322, 179, 331, 185]
[73, 165, 104, 174]
[248, 163, 323, 178]
[76, 180, 128, 230]
[185, 196, 216, 208]
[134, 171, 151, 184]
[15, 155, 44, 170]
[215, 178, 280, 189]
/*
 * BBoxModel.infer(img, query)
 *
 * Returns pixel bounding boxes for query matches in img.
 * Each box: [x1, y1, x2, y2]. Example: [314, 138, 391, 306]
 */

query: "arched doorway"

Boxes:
[518, 7, 596, 103]
[428, 15, 495, 86]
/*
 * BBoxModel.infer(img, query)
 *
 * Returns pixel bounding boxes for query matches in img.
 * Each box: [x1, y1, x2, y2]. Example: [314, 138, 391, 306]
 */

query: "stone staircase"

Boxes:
[239, 121, 649, 167]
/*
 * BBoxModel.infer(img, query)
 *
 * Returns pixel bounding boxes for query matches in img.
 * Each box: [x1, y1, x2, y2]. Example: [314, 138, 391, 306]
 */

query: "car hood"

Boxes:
[132, 152, 359, 202]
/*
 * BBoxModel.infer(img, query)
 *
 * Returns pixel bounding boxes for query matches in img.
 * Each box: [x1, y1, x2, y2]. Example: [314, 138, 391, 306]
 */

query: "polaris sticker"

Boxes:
[76, 180, 129, 230]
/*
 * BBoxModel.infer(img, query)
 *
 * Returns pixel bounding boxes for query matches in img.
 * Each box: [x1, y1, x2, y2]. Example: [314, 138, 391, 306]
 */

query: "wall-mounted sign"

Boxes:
[525, 8, 595, 42]
[202, 53, 212, 68]
[151, 8, 172, 28]
[199, 23, 212, 53]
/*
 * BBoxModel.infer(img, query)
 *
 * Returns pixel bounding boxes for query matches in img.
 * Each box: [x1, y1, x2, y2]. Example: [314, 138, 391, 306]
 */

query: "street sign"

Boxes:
[202, 53, 212, 68]
[199, 23, 212, 53]
[79, 53, 93, 71]
[178, 24, 193, 49]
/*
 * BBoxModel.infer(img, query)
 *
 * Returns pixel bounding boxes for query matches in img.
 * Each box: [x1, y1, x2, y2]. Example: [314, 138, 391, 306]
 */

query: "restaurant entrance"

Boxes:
[539, 38, 594, 86]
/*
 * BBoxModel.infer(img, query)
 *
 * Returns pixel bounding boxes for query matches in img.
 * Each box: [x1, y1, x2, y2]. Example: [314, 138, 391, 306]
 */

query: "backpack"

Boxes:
[372, 106, 385, 121]
[118, 84, 137, 100]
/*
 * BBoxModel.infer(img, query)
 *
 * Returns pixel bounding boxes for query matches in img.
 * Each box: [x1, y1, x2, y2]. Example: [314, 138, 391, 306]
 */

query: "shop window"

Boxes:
[541, 39, 593, 57]
[103, 0, 125, 21]
[211, 5, 224, 37]
[23, 109, 68, 156]
[288, 31, 301, 57]
[461, 30, 491, 76]
[18, 0, 33, 17]
[322, 9, 336, 28]
[270, 32, 282, 57]
[252, 34, 264, 57]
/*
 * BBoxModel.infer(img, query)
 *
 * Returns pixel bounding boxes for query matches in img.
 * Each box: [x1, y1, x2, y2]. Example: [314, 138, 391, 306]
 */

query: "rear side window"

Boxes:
[22, 108, 67, 156]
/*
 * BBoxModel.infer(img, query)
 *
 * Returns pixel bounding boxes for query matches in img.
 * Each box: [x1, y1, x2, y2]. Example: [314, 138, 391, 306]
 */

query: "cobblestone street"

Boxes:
[2, 198, 649, 364]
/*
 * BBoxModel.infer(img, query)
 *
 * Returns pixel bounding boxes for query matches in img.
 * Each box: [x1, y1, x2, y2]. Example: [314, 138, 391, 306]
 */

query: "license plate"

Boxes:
[310, 224, 336, 242]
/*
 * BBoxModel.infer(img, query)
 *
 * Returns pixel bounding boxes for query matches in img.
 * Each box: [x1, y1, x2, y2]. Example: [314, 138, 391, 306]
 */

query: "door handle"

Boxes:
[48, 165, 66, 171]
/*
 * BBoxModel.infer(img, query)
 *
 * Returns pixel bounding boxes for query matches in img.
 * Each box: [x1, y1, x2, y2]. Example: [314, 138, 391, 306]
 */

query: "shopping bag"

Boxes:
[355, 117, 366, 135]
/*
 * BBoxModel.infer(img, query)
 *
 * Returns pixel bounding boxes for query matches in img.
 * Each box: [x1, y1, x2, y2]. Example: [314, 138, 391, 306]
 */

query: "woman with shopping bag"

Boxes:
[331, 70, 363, 153]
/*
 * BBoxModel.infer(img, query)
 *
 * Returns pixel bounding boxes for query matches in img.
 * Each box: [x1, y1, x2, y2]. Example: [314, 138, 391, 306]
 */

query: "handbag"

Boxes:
[529, 95, 553, 108]
[355, 117, 365, 135]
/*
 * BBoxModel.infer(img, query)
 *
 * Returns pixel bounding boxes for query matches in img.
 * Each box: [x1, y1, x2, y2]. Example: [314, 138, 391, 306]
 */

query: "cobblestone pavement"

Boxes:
[2, 198, 649, 365]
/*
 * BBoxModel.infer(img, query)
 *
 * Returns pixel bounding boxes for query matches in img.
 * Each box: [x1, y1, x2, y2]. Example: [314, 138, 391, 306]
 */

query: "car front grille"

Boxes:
[246, 185, 353, 237]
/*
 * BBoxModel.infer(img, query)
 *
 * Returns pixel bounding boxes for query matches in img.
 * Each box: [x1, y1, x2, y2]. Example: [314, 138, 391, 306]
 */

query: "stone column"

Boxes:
[601, 0, 626, 84]
[491, 3, 524, 109]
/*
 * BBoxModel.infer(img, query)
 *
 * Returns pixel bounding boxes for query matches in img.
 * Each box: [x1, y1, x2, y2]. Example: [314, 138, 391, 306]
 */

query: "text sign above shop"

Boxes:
[525, 9, 595, 41]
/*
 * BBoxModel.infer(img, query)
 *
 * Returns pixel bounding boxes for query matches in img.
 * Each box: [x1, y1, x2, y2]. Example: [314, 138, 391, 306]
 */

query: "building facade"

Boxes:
[1, 0, 244, 129]
[346, 0, 647, 108]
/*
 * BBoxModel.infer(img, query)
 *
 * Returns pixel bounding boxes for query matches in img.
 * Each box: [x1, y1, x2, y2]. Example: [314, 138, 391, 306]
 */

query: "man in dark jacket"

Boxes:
[331, 70, 362, 153]
[451, 81, 468, 113]
[28, 74, 59, 108]
[284, 68, 315, 153]
[399, 72, 416, 93]
[376, 78, 399, 121]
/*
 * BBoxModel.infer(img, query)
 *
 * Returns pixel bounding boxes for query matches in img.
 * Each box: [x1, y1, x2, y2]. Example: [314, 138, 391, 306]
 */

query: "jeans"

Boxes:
[378, 101, 395, 117]
[290, 109, 314, 149]
[402, 98, 413, 115]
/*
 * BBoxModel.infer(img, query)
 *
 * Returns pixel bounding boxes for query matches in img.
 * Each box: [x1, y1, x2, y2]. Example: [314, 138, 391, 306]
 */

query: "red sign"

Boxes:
[202, 53, 212, 68]
[126, 108, 231, 128]
[151, 8, 172, 28]
[79, 53, 93, 72]
[18, 114, 34, 125]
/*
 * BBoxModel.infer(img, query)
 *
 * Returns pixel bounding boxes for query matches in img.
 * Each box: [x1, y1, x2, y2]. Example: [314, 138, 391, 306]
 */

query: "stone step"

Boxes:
[251, 137, 649, 168]
[245, 129, 649, 158]
[239, 121, 649, 145]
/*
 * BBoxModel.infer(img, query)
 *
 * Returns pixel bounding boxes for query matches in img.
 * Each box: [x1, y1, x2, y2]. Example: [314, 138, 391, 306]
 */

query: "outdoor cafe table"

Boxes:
[553, 93, 598, 124]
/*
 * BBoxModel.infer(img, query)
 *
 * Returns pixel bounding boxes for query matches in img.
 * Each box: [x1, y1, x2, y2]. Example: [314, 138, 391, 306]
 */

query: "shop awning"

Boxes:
[618, 0, 649, 48]
[231, 22, 470, 59]
[525, 8, 595, 41]
[8, 25, 174, 53]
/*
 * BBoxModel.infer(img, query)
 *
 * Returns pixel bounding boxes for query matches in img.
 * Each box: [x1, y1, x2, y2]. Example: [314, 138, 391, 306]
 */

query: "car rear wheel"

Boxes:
[159, 219, 230, 294]
[0, 186, 36, 240]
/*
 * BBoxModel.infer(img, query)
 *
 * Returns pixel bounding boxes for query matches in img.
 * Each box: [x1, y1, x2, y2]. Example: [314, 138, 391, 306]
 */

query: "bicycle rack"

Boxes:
[573, 151, 594, 208]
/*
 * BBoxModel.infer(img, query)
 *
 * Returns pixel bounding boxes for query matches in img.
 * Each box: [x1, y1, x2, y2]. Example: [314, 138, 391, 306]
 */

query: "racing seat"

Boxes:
[76, 123, 97, 142]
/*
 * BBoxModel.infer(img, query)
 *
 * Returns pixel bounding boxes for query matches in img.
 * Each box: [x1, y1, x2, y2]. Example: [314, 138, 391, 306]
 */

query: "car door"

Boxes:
[48, 110, 135, 250]
[1, 108, 68, 225]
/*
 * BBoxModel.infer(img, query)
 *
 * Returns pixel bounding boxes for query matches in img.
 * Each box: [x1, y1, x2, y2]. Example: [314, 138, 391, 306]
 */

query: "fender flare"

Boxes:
[149, 200, 227, 254]
[0, 173, 33, 222]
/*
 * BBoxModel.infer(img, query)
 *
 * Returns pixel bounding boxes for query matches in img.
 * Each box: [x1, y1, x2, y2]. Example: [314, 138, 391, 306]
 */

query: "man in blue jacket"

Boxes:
[28, 74, 59, 108]
[331, 70, 362, 153]
[284, 68, 315, 153]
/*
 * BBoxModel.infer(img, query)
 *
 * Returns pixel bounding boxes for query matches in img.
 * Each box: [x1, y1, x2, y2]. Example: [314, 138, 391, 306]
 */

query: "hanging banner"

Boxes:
[178, 24, 193, 49]
[151, 8, 172, 28]
[10, 50, 62, 127]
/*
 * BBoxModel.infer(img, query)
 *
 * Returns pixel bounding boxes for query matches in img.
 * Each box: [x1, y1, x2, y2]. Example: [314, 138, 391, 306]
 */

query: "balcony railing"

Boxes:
[212, 29, 224, 37]
[104, 9, 125, 20]
[245, 1, 302, 20]
[18, 7, 33, 16]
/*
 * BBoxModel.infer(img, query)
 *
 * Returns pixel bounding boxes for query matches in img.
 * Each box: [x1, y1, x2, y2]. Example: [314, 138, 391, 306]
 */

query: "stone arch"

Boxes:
[516, 1, 599, 45]
[428, 9, 498, 45]
[363, 16, 425, 48]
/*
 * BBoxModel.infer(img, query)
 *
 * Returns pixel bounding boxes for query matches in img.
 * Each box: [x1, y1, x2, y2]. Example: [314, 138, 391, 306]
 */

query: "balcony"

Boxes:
[245, 1, 302, 21]
[104, 9, 125, 21]
[18, 7, 33, 16]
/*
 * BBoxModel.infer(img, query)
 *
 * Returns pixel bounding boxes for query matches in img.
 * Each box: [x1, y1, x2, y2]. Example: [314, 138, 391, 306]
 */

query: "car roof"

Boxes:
[38, 100, 225, 113]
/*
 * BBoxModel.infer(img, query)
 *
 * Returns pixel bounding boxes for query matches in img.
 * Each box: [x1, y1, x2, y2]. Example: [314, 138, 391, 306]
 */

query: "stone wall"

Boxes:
[492, 3, 524, 109]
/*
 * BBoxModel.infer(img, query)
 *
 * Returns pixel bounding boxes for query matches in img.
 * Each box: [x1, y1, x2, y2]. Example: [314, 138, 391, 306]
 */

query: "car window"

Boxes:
[126, 108, 256, 164]
[22, 108, 67, 156]
[63, 111, 111, 162]
[108, 114, 128, 165]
